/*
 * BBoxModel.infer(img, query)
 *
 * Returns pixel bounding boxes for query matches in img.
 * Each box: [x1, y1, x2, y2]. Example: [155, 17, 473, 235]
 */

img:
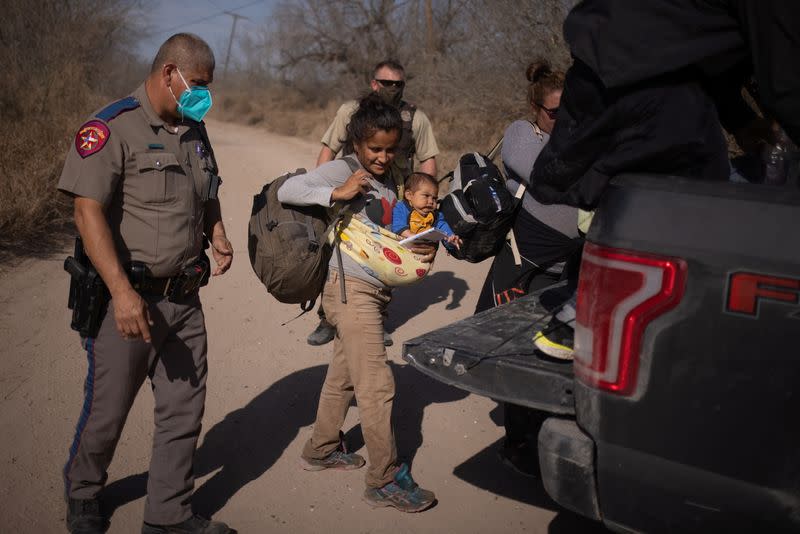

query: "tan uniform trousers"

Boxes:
[63, 292, 207, 525]
[302, 270, 397, 488]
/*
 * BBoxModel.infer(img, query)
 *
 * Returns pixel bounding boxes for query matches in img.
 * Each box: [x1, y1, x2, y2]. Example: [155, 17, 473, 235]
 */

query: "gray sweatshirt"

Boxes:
[276, 155, 397, 288]
[501, 120, 579, 239]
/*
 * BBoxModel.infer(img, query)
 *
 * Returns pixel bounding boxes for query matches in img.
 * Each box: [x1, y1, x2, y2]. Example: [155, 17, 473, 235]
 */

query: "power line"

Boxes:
[144, 0, 264, 38]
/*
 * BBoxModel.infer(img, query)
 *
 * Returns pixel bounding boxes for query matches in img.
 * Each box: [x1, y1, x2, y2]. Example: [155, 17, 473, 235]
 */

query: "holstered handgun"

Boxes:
[125, 253, 210, 303]
[64, 237, 109, 338]
[166, 254, 210, 302]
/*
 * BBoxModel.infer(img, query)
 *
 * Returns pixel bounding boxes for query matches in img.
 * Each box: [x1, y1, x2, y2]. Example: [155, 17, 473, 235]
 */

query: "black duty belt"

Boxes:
[133, 275, 179, 297]
[127, 257, 210, 301]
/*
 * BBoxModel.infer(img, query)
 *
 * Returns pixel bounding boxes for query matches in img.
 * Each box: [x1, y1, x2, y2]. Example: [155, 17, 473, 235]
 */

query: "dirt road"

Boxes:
[0, 120, 596, 533]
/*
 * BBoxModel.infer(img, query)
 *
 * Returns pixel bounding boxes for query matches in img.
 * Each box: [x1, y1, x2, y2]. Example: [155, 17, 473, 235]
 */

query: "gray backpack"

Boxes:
[247, 159, 358, 310]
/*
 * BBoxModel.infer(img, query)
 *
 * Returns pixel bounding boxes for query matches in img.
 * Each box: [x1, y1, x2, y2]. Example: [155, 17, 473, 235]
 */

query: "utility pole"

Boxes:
[223, 11, 248, 78]
[425, 0, 434, 54]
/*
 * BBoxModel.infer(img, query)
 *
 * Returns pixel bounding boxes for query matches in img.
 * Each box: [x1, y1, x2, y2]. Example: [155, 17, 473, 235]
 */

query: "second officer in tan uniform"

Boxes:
[58, 33, 235, 534]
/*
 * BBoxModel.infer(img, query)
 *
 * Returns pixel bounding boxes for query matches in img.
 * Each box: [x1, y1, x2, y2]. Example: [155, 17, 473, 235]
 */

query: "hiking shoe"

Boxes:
[383, 330, 393, 347]
[533, 316, 574, 360]
[141, 514, 236, 534]
[303, 432, 365, 471]
[498, 442, 539, 478]
[303, 430, 365, 471]
[307, 319, 335, 346]
[67, 498, 108, 534]
[363, 463, 436, 513]
[303, 449, 366, 471]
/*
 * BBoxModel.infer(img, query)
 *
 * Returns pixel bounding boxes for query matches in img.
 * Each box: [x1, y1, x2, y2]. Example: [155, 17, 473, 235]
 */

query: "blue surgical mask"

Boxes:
[170, 68, 213, 122]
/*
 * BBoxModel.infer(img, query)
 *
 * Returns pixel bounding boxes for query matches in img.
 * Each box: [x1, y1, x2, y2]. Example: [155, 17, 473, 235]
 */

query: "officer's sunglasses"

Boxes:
[375, 79, 406, 88]
[537, 102, 559, 119]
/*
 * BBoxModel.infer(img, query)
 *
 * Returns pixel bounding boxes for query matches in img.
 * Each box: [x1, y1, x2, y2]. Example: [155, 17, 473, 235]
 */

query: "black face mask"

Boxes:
[376, 85, 404, 108]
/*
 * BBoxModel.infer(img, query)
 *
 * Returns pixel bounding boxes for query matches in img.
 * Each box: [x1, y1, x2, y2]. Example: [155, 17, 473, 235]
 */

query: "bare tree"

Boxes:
[267, 0, 468, 82]
[224, 0, 577, 169]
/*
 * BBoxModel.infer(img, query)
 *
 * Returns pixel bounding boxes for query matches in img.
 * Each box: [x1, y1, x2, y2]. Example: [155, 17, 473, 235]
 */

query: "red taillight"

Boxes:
[574, 243, 687, 396]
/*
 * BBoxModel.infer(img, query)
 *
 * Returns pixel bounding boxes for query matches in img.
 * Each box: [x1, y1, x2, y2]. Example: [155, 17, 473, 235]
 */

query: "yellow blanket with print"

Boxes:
[332, 212, 431, 286]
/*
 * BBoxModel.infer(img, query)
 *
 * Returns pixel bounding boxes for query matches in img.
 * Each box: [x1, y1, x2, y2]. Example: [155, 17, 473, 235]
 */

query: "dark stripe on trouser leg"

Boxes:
[63, 337, 97, 499]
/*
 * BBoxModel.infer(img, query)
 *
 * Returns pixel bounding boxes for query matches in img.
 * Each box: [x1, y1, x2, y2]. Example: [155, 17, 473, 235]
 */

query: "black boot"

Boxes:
[142, 514, 236, 534]
[383, 329, 394, 347]
[307, 319, 335, 346]
[66, 498, 108, 534]
[498, 441, 540, 478]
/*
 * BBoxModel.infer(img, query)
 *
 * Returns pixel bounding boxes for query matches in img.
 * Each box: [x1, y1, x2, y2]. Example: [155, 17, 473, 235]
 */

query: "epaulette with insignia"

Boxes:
[95, 96, 140, 122]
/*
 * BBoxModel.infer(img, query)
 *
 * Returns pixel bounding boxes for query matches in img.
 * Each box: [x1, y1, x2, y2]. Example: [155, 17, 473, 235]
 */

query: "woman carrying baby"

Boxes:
[277, 93, 437, 513]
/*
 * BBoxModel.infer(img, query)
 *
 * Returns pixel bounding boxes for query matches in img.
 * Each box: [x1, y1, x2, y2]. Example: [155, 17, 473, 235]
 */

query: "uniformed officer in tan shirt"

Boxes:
[309, 59, 440, 347]
[57, 33, 235, 534]
[317, 60, 439, 181]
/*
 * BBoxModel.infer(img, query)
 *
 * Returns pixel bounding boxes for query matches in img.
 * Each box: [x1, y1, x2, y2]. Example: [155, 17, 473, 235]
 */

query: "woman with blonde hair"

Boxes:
[474, 59, 582, 476]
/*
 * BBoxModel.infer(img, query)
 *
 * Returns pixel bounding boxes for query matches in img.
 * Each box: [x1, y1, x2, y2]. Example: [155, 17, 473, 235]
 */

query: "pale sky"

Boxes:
[135, 0, 278, 66]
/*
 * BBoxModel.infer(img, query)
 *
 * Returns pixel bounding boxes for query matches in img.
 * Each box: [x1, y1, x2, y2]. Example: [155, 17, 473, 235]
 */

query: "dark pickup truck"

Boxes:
[403, 174, 800, 532]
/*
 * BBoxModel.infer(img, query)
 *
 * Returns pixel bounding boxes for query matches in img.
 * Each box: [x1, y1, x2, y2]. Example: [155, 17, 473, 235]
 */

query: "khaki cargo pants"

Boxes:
[302, 270, 397, 488]
[63, 292, 207, 525]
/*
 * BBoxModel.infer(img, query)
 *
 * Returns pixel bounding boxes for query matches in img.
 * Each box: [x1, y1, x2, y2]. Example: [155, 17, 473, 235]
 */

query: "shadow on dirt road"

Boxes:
[453, 404, 610, 533]
[385, 270, 470, 333]
[102, 361, 469, 519]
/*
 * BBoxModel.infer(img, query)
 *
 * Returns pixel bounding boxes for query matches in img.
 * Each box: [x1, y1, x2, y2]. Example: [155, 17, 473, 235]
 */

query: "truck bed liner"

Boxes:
[402, 285, 575, 415]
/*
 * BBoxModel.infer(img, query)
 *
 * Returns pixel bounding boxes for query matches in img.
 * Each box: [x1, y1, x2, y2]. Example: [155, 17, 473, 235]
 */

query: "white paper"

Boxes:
[398, 227, 449, 248]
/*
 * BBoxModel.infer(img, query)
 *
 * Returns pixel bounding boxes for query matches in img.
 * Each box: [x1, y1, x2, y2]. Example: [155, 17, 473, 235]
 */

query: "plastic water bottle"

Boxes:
[488, 185, 502, 212]
[763, 128, 794, 185]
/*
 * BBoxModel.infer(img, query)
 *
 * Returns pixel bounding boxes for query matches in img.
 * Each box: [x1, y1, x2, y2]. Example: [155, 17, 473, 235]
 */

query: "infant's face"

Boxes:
[406, 182, 438, 215]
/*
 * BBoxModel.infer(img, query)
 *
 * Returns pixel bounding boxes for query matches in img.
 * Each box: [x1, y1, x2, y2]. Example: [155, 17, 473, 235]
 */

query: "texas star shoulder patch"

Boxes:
[75, 120, 110, 158]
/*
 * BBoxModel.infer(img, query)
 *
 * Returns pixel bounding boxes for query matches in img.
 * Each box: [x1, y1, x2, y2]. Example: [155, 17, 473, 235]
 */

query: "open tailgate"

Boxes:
[402, 286, 576, 415]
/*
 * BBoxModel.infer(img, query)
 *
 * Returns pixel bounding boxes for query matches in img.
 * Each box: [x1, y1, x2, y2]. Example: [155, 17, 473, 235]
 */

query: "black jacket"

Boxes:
[566, 0, 799, 143]
[530, 0, 800, 208]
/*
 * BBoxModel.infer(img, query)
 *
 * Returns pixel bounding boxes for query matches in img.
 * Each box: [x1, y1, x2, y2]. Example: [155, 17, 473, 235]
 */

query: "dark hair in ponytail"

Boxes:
[526, 59, 565, 107]
[345, 93, 402, 147]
